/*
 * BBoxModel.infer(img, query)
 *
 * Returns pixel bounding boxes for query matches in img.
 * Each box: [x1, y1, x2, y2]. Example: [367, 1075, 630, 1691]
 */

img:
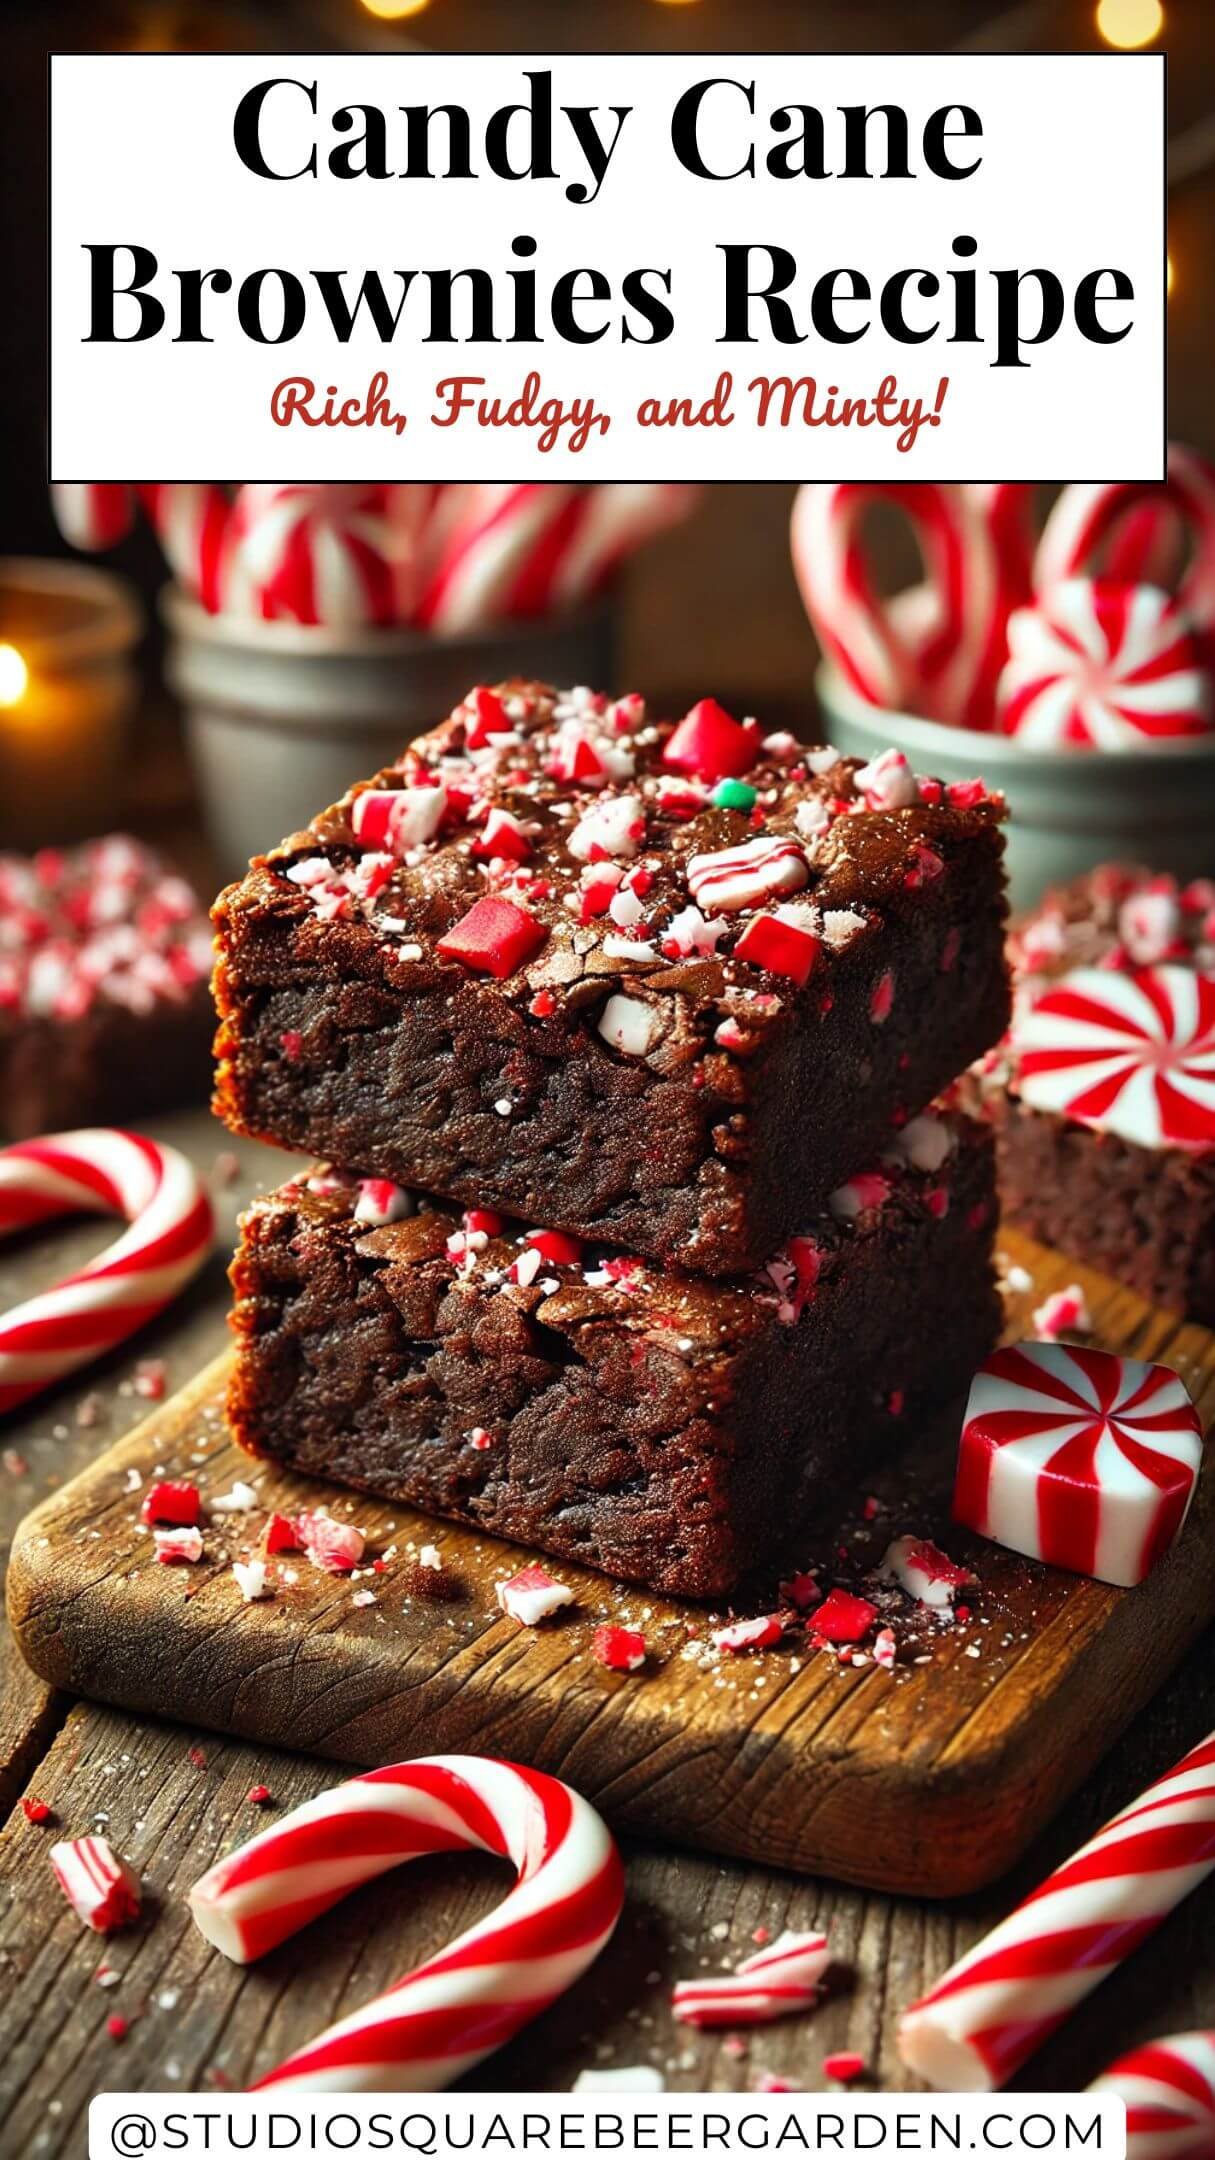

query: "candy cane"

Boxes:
[672, 1930, 831, 2028]
[0, 1130, 214, 1414]
[967, 483, 1036, 607]
[898, 1731, 1215, 2091]
[548, 485, 702, 607]
[1090, 2032, 1215, 2160]
[189, 1755, 624, 2093]
[50, 484, 137, 552]
[790, 482, 1004, 729]
[1035, 449, 1215, 640]
[225, 485, 421, 627]
[414, 484, 581, 631]
[137, 483, 236, 613]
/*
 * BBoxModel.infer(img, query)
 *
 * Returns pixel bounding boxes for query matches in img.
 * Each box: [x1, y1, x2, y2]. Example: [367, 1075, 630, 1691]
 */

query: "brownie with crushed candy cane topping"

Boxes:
[227, 1108, 999, 1598]
[0, 836, 215, 1140]
[213, 682, 1009, 1276]
[974, 862, 1215, 1323]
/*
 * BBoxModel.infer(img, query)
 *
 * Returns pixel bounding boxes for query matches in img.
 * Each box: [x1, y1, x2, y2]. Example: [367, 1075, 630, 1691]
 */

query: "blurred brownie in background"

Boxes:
[977, 864, 1215, 1322]
[0, 835, 214, 1139]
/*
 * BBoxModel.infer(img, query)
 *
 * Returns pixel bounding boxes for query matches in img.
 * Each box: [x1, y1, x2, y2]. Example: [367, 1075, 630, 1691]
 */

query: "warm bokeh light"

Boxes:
[1167, 253, 1175, 295]
[0, 645, 29, 708]
[360, 0, 431, 18]
[1095, 0, 1164, 48]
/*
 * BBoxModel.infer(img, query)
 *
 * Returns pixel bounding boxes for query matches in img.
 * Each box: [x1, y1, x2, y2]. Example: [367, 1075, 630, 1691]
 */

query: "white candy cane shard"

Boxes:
[672, 1930, 831, 2027]
[0, 1131, 214, 1414]
[898, 1730, 1215, 2091]
[1089, 2030, 1215, 2160]
[687, 835, 808, 913]
[188, 1755, 624, 2092]
[1011, 966, 1215, 1152]
[51, 1836, 142, 1931]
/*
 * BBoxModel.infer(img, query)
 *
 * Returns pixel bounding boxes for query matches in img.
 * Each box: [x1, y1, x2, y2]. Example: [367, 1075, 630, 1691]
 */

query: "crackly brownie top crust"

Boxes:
[232, 681, 1004, 1061]
[247, 1104, 989, 1370]
[0, 835, 213, 1023]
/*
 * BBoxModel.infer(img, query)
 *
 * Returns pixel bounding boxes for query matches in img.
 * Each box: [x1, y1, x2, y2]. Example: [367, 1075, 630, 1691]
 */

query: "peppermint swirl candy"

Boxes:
[1012, 965, 1215, 1152]
[997, 579, 1213, 748]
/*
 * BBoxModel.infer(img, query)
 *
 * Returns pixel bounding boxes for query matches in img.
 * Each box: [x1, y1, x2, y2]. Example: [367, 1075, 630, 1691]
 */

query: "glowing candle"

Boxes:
[0, 560, 142, 845]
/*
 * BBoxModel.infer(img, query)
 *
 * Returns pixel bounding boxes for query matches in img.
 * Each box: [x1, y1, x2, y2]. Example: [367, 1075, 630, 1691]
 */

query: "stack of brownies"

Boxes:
[212, 683, 1011, 1599]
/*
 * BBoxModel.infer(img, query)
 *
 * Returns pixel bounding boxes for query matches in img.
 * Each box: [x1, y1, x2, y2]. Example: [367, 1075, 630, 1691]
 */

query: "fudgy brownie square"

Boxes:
[978, 864, 1215, 1322]
[0, 836, 215, 1140]
[213, 683, 1010, 1276]
[227, 1106, 1001, 1598]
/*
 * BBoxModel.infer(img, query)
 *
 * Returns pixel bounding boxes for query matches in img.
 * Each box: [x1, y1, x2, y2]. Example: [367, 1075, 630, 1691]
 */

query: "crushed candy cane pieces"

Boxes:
[153, 1526, 204, 1565]
[881, 1536, 975, 1611]
[140, 1480, 200, 1528]
[496, 1564, 575, 1625]
[295, 1511, 366, 1573]
[232, 1558, 271, 1602]
[50, 1836, 141, 1932]
[1032, 1284, 1093, 1340]
[712, 1613, 786, 1654]
[591, 1625, 647, 1673]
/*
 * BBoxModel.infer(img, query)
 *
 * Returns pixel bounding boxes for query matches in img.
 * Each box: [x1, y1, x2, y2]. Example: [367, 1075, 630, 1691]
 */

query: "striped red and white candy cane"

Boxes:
[790, 482, 1003, 729]
[672, 1929, 830, 2028]
[414, 483, 582, 631]
[1090, 2031, 1215, 2160]
[1035, 449, 1215, 641]
[225, 485, 422, 627]
[50, 484, 138, 552]
[548, 485, 702, 608]
[0, 1130, 214, 1415]
[137, 484, 237, 613]
[188, 1754, 625, 2092]
[898, 1731, 1215, 2091]
[967, 483, 1036, 607]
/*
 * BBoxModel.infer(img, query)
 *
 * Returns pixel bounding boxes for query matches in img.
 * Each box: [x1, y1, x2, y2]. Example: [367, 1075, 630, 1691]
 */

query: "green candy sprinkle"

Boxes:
[711, 779, 757, 811]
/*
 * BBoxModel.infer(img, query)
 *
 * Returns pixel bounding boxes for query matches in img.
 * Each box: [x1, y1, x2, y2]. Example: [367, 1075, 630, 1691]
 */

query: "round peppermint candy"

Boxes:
[1012, 964, 1215, 1152]
[955, 1340, 1202, 1586]
[996, 579, 1213, 748]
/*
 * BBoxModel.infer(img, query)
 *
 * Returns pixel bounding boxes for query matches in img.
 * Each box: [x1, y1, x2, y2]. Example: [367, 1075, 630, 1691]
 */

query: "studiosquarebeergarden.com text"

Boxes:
[269, 367, 949, 455]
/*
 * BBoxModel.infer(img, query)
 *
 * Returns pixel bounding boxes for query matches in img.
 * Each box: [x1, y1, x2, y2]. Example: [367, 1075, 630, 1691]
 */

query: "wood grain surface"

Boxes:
[10, 1222, 1215, 1898]
[2, 1108, 1215, 2145]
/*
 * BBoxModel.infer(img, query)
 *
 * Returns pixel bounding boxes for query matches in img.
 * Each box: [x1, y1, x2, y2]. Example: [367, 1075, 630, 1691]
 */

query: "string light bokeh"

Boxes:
[1095, 0, 1164, 49]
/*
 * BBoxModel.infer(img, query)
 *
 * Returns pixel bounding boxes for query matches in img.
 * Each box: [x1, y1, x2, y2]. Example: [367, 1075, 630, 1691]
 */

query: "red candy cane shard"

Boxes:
[1011, 966, 1215, 1153]
[954, 1342, 1202, 1587]
[0, 1131, 214, 1416]
[997, 580, 1212, 747]
[898, 1731, 1215, 2091]
[188, 1755, 624, 2092]
[51, 1836, 142, 1932]
[672, 1930, 830, 2028]
[1089, 2031, 1215, 2160]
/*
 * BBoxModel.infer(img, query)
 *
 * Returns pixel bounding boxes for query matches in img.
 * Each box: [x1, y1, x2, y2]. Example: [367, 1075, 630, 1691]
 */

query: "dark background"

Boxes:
[3, 0, 1212, 709]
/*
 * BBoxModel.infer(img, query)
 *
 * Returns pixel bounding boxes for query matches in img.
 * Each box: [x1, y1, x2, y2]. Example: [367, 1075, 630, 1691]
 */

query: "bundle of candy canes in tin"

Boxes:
[791, 450, 1215, 748]
[51, 482, 697, 634]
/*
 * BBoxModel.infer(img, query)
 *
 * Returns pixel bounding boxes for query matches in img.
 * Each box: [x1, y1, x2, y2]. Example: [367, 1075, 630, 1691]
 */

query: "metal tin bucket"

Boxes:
[163, 586, 618, 879]
[816, 660, 1215, 913]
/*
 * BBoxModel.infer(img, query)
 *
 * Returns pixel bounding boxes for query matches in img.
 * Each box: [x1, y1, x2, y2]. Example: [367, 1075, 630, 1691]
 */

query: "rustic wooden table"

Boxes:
[0, 1107, 1211, 2147]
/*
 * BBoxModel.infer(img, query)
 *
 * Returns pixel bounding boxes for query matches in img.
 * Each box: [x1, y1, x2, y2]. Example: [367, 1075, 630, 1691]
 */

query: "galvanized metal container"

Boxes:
[163, 587, 618, 879]
[816, 660, 1215, 913]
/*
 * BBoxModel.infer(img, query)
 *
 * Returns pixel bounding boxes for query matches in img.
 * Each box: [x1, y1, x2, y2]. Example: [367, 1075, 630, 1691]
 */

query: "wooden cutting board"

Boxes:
[9, 1228, 1215, 1900]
